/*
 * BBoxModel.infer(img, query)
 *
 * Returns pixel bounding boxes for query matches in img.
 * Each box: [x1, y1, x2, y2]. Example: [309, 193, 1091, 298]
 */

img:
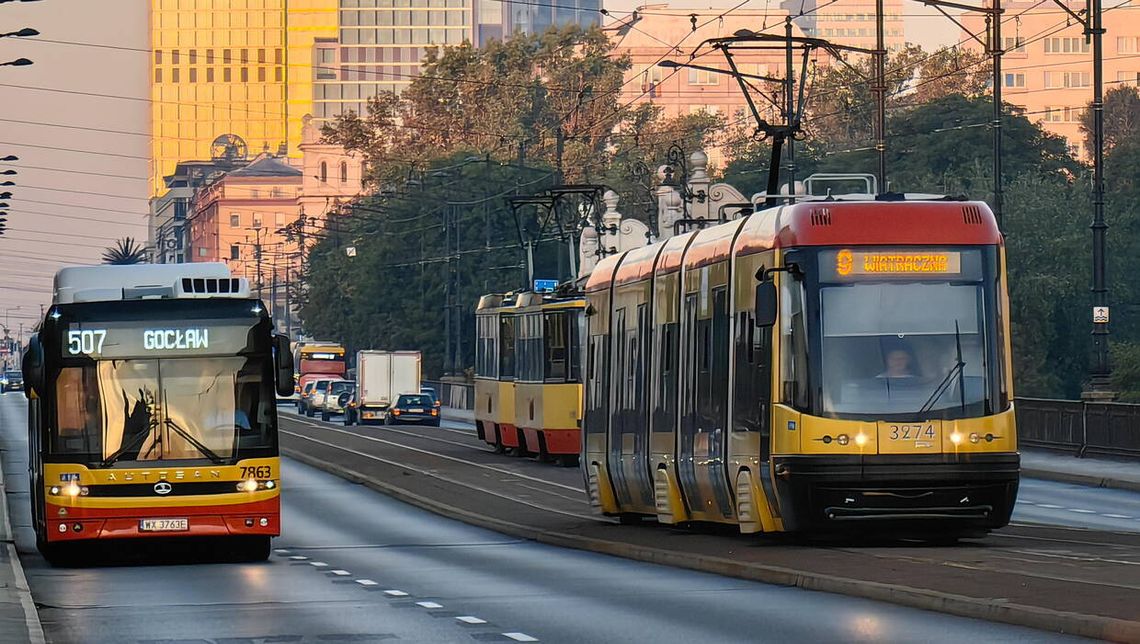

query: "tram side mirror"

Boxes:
[273, 334, 295, 397]
[755, 281, 778, 328]
[22, 335, 44, 399]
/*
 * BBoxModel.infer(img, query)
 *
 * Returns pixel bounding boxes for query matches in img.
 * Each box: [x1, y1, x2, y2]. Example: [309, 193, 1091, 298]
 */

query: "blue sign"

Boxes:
[533, 279, 558, 293]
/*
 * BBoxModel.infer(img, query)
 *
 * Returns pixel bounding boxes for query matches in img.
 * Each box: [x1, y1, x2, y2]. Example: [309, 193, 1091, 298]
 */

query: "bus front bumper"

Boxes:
[772, 453, 1020, 533]
[44, 497, 280, 542]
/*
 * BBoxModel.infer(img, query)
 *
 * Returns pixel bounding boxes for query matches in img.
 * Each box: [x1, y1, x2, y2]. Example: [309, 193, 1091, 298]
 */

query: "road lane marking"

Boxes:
[309, 561, 329, 567]
[1037, 504, 1063, 509]
[416, 601, 444, 609]
[274, 549, 291, 554]
[289, 555, 309, 560]
[355, 579, 379, 586]
[1067, 509, 1096, 514]
[1103, 514, 1133, 519]
[331, 570, 352, 575]
[503, 633, 539, 642]
[456, 616, 487, 624]
[384, 589, 409, 597]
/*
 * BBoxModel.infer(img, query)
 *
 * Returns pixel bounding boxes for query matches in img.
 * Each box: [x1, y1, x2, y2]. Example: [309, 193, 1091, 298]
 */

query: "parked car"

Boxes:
[304, 378, 332, 417]
[297, 381, 317, 415]
[321, 380, 355, 421]
[1, 370, 23, 393]
[420, 386, 442, 408]
[387, 393, 441, 426]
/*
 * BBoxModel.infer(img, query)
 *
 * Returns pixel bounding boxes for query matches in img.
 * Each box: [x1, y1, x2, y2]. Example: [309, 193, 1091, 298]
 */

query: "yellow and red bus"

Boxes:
[584, 199, 1018, 538]
[22, 263, 293, 564]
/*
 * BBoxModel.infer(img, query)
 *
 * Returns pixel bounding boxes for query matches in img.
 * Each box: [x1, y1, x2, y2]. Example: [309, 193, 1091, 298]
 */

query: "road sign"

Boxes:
[1093, 306, 1110, 323]
[533, 279, 557, 293]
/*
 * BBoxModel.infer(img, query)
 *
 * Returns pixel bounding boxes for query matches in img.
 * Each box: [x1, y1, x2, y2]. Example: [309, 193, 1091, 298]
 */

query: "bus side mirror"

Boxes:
[273, 334, 295, 397]
[755, 281, 778, 327]
[22, 335, 44, 399]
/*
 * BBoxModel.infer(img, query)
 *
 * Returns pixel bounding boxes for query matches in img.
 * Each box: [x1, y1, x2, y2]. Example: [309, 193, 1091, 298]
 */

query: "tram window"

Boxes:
[780, 279, 810, 410]
[499, 317, 516, 378]
[544, 312, 567, 382]
[568, 311, 583, 383]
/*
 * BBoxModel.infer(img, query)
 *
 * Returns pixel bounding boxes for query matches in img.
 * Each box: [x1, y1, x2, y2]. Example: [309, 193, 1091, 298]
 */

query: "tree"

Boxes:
[1080, 85, 1140, 154]
[101, 237, 148, 265]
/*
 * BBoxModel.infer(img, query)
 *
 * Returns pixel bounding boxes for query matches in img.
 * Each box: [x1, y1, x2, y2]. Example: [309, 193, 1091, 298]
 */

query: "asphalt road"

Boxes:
[0, 394, 1085, 643]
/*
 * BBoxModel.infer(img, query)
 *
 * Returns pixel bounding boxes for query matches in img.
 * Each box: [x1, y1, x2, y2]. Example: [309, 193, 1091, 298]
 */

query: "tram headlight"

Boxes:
[836, 434, 850, 446]
[970, 432, 982, 444]
[950, 431, 964, 446]
[854, 433, 868, 447]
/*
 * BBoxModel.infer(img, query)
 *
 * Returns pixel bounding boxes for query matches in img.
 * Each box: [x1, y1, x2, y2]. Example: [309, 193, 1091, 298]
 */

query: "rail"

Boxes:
[1016, 397, 1140, 459]
[422, 379, 474, 410]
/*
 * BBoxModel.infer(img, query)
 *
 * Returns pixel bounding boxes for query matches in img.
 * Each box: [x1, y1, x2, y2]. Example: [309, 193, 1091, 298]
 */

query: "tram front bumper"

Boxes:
[772, 453, 1020, 533]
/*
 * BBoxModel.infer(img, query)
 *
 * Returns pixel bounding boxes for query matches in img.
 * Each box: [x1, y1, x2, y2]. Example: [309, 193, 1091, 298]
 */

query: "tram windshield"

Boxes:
[52, 356, 276, 464]
[812, 247, 1001, 421]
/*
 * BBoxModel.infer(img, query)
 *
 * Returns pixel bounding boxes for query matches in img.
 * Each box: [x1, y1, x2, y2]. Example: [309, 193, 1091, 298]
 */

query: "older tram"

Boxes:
[583, 198, 1019, 535]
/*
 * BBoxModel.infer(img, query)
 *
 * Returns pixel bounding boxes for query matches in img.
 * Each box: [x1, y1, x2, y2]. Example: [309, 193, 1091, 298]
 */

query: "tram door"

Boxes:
[607, 308, 634, 505]
[679, 285, 735, 520]
[613, 303, 654, 509]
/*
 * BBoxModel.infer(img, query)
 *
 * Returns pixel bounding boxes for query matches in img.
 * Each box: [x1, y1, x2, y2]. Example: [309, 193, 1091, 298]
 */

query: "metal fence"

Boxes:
[422, 379, 475, 410]
[1016, 397, 1140, 458]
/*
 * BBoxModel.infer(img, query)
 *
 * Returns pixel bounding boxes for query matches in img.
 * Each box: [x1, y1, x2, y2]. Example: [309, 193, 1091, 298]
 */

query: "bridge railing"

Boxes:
[1016, 397, 1140, 459]
[422, 379, 475, 410]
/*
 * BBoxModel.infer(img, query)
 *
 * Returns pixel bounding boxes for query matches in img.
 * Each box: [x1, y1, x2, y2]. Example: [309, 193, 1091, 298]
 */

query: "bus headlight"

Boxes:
[50, 483, 88, 497]
[49, 486, 60, 495]
[238, 479, 259, 493]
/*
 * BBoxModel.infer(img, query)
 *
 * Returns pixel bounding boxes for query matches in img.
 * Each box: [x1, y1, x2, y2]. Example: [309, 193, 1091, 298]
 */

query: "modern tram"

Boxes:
[475, 291, 586, 465]
[22, 263, 294, 563]
[583, 198, 1020, 536]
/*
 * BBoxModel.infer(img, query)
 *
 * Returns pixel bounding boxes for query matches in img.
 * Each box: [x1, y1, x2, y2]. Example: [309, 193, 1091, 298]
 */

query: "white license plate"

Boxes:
[139, 518, 188, 532]
[409, 408, 424, 413]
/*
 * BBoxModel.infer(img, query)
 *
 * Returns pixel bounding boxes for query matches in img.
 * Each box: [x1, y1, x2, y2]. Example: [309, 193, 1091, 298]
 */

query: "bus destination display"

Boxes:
[64, 323, 251, 359]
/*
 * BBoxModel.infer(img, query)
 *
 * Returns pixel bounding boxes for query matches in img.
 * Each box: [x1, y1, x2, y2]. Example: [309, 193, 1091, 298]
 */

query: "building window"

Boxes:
[241, 49, 249, 65]
[275, 48, 283, 65]
[172, 68, 180, 83]
[189, 68, 197, 83]
[275, 67, 283, 82]
[1003, 36, 1025, 53]
[189, 49, 197, 64]
[154, 68, 162, 83]
[1044, 71, 1089, 88]
[1118, 37, 1139, 54]
[223, 48, 232, 64]
[224, 68, 232, 82]
[340, 161, 348, 182]
[1003, 73, 1025, 87]
[241, 67, 249, 82]
[172, 50, 180, 65]
[230, 245, 240, 260]
[206, 49, 214, 65]
[258, 67, 266, 82]
[198, 247, 207, 257]
[155, 50, 162, 64]
[1117, 71, 1140, 85]
[258, 48, 266, 64]
[1045, 37, 1090, 54]
[320, 161, 328, 183]
[687, 68, 719, 86]
[230, 213, 240, 227]
[206, 67, 214, 82]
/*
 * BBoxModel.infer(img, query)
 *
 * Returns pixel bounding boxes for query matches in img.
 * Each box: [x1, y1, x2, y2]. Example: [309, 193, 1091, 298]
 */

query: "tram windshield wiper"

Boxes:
[918, 321, 966, 416]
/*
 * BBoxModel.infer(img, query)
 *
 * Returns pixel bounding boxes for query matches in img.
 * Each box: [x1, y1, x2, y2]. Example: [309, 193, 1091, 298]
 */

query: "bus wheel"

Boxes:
[39, 542, 77, 567]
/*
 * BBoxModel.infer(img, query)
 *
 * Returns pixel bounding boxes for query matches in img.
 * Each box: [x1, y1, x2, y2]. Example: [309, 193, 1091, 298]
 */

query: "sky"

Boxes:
[0, 0, 958, 340]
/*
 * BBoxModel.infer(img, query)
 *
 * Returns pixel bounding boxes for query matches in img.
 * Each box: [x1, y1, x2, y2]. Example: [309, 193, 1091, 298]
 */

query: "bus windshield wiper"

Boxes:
[163, 418, 226, 465]
[101, 420, 159, 467]
[918, 320, 966, 416]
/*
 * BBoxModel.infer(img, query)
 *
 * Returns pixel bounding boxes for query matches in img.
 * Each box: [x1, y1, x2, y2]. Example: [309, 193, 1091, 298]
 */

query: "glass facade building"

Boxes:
[149, 0, 338, 195]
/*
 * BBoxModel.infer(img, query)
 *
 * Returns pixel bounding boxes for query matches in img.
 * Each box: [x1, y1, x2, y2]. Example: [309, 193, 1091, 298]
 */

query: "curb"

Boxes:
[283, 446, 1140, 643]
[0, 476, 46, 644]
[1021, 467, 1140, 494]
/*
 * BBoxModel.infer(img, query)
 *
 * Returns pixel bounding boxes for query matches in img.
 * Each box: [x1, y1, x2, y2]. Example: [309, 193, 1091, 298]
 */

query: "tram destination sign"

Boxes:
[63, 321, 254, 359]
[834, 249, 962, 278]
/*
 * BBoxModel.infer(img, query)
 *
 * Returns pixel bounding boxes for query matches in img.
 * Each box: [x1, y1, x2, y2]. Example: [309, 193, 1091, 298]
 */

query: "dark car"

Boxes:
[387, 393, 440, 426]
[2, 370, 23, 393]
[420, 387, 442, 408]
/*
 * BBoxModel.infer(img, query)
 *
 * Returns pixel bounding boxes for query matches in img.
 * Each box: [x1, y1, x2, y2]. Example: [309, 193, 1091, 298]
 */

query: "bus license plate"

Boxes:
[139, 518, 188, 532]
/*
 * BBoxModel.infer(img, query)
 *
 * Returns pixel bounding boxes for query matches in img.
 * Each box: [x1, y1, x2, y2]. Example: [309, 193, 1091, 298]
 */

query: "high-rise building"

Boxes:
[311, 0, 601, 123]
[782, 0, 906, 52]
[149, 0, 337, 196]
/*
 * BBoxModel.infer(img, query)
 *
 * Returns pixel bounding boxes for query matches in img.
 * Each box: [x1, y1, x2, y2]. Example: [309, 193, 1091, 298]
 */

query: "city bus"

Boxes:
[584, 198, 1019, 539]
[22, 263, 293, 564]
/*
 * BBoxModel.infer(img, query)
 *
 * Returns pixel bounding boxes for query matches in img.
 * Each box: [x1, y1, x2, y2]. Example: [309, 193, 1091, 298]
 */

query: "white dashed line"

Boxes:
[1103, 514, 1133, 519]
[1037, 504, 1063, 509]
[456, 616, 487, 625]
[355, 579, 379, 586]
[309, 561, 329, 567]
[274, 549, 291, 554]
[1067, 508, 1096, 514]
[503, 633, 539, 642]
[416, 601, 444, 609]
[384, 589, 410, 597]
[1019, 500, 1036, 505]
[330, 570, 352, 576]
[289, 555, 308, 560]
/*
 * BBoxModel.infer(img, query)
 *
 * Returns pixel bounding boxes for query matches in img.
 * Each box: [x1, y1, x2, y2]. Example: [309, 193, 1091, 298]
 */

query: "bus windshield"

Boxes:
[52, 356, 276, 464]
[810, 247, 1002, 421]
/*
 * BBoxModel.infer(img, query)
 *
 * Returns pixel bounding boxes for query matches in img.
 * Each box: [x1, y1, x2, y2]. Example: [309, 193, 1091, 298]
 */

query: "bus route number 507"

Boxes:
[67, 329, 107, 356]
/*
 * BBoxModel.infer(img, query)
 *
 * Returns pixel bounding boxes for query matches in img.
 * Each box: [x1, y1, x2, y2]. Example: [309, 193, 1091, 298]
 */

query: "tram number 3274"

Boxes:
[888, 424, 936, 441]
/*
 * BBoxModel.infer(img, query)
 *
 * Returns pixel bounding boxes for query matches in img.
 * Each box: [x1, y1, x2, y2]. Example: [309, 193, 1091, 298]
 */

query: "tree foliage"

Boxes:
[1080, 85, 1140, 154]
[102, 237, 148, 265]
